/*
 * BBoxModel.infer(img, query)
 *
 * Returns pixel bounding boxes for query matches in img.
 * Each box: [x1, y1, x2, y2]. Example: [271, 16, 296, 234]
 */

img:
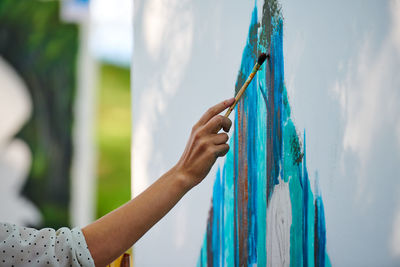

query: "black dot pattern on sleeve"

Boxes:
[0, 222, 95, 266]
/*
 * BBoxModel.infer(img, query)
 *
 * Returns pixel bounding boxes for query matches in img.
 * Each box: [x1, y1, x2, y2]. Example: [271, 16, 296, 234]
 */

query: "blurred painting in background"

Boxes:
[0, 0, 132, 232]
[0, 0, 79, 228]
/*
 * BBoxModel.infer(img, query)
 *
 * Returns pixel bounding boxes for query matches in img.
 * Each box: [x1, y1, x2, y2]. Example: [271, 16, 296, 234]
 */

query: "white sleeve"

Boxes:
[0, 222, 95, 267]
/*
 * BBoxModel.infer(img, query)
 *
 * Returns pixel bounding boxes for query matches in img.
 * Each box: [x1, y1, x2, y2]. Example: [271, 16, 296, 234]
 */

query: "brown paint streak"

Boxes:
[207, 206, 214, 267]
[266, 48, 275, 205]
[237, 100, 249, 266]
[233, 117, 238, 266]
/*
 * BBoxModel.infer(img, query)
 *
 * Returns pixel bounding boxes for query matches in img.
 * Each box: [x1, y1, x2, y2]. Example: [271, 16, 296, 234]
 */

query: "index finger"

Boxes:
[198, 98, 235, 126]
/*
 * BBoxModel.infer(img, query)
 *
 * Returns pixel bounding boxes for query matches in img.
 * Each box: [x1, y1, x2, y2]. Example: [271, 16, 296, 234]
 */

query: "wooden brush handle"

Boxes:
[224, 63, 261, 117]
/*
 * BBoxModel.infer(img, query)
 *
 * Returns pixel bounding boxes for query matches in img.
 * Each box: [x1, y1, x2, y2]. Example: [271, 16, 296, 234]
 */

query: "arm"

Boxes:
[82, 98, 235, 266]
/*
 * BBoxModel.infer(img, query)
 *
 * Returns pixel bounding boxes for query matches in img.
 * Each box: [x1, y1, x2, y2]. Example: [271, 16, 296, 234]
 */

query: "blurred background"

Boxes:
[0, 0, 132, 230]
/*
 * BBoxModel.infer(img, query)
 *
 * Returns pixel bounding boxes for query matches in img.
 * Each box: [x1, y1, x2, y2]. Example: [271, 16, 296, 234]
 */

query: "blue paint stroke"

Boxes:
[197, 1, 330, 266]
[314, 174, 326, 267]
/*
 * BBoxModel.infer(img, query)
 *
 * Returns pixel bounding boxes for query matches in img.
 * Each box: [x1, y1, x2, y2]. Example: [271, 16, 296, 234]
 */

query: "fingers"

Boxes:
[211, 133, 229, 145]
[208, 133, 230, 157]
[214, 144, 230, 157]
[203, 115, 232, 134]
[197, 98, 235, 126]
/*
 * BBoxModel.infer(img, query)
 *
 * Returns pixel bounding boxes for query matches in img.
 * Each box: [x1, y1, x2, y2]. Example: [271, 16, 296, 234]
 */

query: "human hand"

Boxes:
[83, 98, 233, 266]
[174, 98, 234, 190]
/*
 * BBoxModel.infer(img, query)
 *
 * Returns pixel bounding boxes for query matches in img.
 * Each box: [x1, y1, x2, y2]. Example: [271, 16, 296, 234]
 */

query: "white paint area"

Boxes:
[0, 57, 41, 226]
[266, 178, 292, 267]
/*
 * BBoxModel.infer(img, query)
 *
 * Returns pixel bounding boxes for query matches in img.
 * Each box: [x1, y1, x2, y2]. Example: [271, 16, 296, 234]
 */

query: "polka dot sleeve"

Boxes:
[0, 222, 94, 266]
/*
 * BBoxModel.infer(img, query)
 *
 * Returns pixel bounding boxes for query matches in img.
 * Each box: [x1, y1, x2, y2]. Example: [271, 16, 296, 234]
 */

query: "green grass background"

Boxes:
[96, 63, 131, 219]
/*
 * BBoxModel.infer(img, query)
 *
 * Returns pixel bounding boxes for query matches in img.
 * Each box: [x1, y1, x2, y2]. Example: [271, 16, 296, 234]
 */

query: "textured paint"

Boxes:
[197, 0, 330, 266]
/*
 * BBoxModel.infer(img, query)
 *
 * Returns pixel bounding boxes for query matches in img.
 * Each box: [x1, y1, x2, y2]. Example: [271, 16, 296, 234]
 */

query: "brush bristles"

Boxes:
[257, 53, 269, 65]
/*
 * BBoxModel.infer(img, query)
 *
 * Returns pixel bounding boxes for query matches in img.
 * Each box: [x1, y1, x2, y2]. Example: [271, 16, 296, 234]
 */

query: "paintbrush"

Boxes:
[224, 53, 269, 117]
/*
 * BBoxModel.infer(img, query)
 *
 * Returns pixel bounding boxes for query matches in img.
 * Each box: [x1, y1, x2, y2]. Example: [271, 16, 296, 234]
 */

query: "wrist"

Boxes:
[169, 165, 194, 193]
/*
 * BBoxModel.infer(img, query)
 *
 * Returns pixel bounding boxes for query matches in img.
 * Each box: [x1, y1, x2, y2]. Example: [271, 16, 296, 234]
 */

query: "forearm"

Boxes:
[82, 98, 234, 266]
[82, 167, 190, 266]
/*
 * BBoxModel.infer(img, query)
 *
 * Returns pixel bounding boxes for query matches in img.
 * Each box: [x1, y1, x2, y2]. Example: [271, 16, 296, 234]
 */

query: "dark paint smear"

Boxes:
[302, 133, 309, 267]
[314, 201, 319, 266]
[315, 193, 327, 267]
[266, 23, 284, 199]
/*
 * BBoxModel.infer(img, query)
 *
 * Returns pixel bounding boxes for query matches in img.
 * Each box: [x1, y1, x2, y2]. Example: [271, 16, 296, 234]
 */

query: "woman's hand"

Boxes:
[174, 98, 234, 189]
[83, 98, 235, 266]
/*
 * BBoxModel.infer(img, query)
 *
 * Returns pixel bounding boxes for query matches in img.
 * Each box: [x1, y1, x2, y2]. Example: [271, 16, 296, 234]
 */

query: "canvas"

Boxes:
[132, 0, 400, 266]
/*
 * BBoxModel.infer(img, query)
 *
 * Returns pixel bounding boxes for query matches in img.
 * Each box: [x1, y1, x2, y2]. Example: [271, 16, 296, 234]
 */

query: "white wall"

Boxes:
[281, 0, 400, 265]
